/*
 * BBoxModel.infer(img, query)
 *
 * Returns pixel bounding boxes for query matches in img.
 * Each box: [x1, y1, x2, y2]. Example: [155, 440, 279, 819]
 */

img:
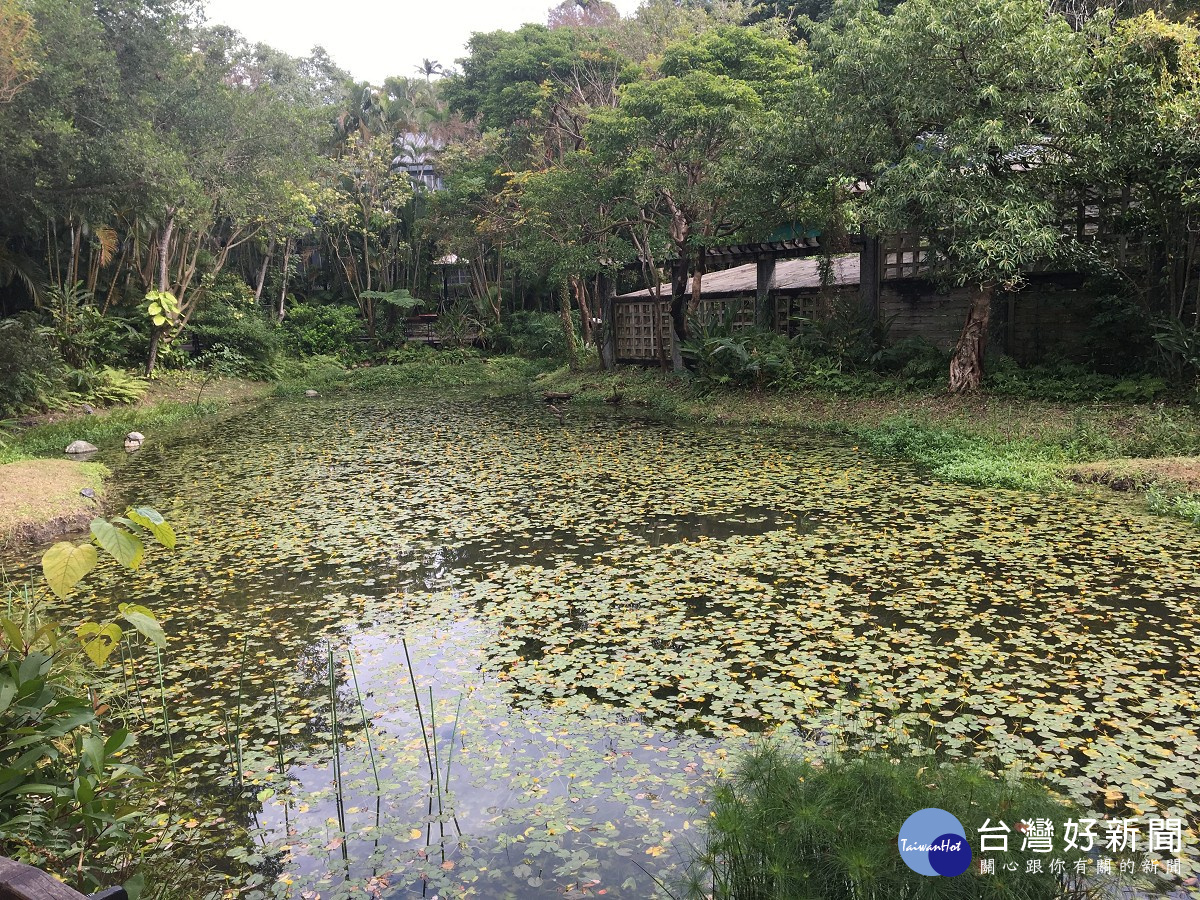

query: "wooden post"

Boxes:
[859, 230, 882, 323]
[599, 272, 616, 371]
[756, 256, 777, 330]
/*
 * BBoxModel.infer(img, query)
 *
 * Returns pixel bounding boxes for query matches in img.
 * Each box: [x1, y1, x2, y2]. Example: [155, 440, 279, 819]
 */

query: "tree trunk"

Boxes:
[277, 238, 291, 322]
[573, 277, 594, 345]
[558, 281, 576, 366]
[147, 210, 175, 376]
[669, 257, 689, 372]
[254, 238, 275, 303]
[948, 285, 994, 394]
[689, 249, 705, 316]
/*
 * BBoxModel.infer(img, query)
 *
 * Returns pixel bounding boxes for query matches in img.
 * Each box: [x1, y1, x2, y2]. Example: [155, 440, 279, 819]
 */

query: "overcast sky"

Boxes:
[201, 0, 644, 85]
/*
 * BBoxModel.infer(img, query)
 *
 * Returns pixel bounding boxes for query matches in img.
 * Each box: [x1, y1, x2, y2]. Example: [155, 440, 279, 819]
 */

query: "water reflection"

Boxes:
[16, 389, 1196, 898]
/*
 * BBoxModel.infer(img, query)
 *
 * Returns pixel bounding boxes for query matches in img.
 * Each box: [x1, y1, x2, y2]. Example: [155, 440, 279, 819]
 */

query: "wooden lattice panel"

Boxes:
[695, 297, 755, 330]
[775, 294, 830, 333]
[614, 299, 672, 361]
[882, 232, 930, 279]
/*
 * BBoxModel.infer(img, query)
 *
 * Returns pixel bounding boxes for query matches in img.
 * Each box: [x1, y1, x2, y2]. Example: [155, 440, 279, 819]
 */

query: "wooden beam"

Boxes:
[859, 231, 881, 322]
[756, 256, 777, 328]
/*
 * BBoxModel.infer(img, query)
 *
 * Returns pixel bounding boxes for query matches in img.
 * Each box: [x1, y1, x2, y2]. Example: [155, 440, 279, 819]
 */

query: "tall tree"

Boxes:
[0, 0, 37, 103]
[810, 0, 1087, 392]
[587, 25, 807, 363]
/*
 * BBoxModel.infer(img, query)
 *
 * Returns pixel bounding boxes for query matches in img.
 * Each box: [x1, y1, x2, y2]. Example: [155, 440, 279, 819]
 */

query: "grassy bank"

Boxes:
[272, 346, 553, 398]
[0, 372, 269, 545]
[0, 372, 269, 464]
[0, 459, 106, 548]
[531, 363, 1200, 525]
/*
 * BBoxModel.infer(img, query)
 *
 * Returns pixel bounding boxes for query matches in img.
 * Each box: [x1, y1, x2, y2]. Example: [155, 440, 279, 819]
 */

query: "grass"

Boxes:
[0, 372, 269, 546]
[685, 743, 1137, 900]
[0, 459, 106, 547]
[273, 347, 552, 398]
[532, 362, 1200, 525]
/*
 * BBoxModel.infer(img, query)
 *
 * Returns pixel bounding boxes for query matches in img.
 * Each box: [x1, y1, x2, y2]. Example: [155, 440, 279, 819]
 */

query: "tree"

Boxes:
[547, 0, 621, 29]
[0, 0, 37, 103]
[1066, 12, 1200, 378]
[809, 0, 1087, 392]
[587, 25, 807, 363]
[318, 133, 413, 339]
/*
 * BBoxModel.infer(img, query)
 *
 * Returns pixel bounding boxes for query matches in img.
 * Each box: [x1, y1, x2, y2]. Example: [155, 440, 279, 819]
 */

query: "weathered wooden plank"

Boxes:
[0, 857, 110, 900]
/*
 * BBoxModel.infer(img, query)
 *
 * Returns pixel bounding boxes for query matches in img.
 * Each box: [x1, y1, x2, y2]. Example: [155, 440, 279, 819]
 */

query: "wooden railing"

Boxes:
[0, 858, 126, 900]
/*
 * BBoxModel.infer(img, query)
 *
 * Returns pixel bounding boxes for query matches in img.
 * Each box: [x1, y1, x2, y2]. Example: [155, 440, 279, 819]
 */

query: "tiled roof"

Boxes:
[615, 253, 860, 300]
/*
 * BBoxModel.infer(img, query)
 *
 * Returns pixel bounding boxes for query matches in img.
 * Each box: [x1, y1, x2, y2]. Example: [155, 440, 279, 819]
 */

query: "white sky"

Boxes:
[201, 0, 644, 85]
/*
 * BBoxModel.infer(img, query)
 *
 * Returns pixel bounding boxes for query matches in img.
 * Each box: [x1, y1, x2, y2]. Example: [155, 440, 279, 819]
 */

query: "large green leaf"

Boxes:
[126, 507, 176, 550]
[41, 542, 98, 600]
[118, 604, 165, 649]
[77, 623, 123, 667]
[90, 520, 144, 570]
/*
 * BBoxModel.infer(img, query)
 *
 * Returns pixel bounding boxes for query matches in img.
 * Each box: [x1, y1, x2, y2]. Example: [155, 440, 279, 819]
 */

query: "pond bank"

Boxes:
[0, 459, 106, 548]
[532, 364, 1200, 523]
[0, 373, 269, 547]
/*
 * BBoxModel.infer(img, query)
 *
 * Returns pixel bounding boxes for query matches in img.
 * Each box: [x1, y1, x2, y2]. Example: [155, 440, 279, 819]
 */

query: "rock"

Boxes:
[65, 440, 99, 455]
[81, 403, 95, 415]
[305, 389, 319, 398]
[123, 438, 143, 452]
[126, 431, 145, 442]
[80, 488, 96, 499]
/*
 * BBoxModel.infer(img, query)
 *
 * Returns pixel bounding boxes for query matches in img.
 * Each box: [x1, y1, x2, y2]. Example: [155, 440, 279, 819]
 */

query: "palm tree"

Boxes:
[416, 58, 443, 82]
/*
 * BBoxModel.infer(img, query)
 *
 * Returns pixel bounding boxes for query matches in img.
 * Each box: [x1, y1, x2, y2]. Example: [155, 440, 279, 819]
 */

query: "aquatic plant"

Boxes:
[686, 745, 1131, 900]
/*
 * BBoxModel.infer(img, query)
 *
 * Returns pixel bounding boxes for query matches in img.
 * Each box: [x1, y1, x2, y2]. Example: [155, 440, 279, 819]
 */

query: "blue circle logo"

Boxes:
[898, 808, 972, 876]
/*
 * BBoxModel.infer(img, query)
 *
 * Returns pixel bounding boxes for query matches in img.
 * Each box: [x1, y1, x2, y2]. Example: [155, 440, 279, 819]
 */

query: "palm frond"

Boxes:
[0, 246, 46, 304]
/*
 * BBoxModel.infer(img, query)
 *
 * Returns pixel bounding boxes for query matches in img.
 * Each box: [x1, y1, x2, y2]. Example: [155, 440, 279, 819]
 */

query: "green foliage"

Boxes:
[488, 311, 572, 360]
[144, 291, 179, 329]
[791, 297, 893, 373]
[852, 417, 1069, 489]
[0, 317, 67, 418]
[187, 275, 281, 378]
[44, 283, 140, 370]
[1123, 404, 1200, 457]
[688, 744, 1103, 900]
[0, 401, 221, 465]
[683, 325, 795, 391]
[984, 357, 1169, 403]
[64, 366, 149, 406]
[1150, 318, 1200, 390]
[281, 304, 362, 358]
[0, 646, 146, 891]
[1, 507, 173, 891]
[1146, 483, 1200, 527]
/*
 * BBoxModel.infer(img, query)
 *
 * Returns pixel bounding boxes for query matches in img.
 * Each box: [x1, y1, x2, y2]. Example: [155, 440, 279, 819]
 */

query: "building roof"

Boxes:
[616, 253, 861, 301]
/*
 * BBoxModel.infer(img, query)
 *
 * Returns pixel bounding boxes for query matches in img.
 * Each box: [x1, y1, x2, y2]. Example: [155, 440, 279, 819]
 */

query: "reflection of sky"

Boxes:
[32, 391, 1200, 896]
[256, 621, 720, 898]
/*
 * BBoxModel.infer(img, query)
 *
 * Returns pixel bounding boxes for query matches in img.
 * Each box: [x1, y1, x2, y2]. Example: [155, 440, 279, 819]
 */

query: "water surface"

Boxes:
[54, 391, 1200, 898]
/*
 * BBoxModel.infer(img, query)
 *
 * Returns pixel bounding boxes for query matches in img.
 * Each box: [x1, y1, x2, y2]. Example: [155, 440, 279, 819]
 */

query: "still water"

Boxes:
[50, 391, 1200, 898]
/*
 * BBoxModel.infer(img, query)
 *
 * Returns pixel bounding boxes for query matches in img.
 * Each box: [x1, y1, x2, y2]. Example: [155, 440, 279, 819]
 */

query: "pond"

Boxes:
[35, 390, 1200, 898]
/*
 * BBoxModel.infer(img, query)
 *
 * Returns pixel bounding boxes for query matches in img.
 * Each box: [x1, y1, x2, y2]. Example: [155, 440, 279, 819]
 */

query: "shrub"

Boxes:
[984, 357, 1168, 403]
[281, 303, 362, 357]
[63, 366, 148, 407]
[44, 283, 142, 370]
[686, 744, 1129, 900]
[875, 336, 948, 388]
[490, 311, 572, 359]
[0, 317, 68, 418]
[1146, 484, 1200, 527]
[2, 510, 173, 892]
[187, 274, 281, 377]
[791, 294, 891, 371]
